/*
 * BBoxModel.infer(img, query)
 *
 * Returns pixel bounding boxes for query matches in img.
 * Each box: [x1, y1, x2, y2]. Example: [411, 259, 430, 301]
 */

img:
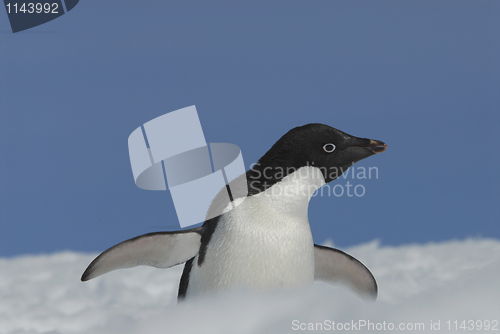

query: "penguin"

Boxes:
[81, 123, 387, 301]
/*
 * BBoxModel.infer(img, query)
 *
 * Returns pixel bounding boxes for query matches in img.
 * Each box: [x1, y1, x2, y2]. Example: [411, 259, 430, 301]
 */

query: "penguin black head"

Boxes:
[247, 123, 386, 194]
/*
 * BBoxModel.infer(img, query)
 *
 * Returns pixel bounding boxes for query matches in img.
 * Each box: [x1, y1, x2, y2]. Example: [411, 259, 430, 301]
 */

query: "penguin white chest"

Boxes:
[186, 167, 325, 296]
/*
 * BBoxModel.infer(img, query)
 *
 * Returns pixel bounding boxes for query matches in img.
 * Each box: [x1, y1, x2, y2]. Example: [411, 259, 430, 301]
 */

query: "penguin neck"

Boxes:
[252, 166, 325, 217]
[247, 159, 319, 195]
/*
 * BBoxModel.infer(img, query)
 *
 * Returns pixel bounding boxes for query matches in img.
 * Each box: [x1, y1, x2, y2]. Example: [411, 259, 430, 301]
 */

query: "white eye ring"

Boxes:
[323, 143, 336, 153]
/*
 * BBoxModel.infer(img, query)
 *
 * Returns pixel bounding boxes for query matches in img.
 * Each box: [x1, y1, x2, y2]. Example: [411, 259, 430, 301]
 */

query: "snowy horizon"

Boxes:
[1, 238, 499, 334]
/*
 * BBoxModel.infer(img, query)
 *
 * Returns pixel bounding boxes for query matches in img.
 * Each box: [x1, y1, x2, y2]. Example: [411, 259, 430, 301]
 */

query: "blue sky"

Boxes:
[1, 1, 499, 256]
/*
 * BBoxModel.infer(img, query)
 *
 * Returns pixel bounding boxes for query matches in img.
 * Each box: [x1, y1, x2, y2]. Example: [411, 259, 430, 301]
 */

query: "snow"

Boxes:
[1, 238, 499, 334]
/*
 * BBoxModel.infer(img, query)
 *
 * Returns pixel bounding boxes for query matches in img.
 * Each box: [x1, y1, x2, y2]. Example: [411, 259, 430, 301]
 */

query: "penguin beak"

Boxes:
[340, 137, 387, 168]
[358, 139, 387, 154]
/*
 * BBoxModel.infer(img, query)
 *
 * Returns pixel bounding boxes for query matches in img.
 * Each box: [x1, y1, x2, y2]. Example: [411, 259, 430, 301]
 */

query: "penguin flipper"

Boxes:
[314, 244, 378, 300]
[81, 228, 203, 281]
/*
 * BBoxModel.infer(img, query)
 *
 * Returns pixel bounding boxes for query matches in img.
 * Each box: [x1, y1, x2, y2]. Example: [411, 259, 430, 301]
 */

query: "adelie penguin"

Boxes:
[81, 123, 387, 301]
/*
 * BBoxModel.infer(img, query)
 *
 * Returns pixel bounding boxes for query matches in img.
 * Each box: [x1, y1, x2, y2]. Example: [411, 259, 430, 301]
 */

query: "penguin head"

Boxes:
[252, 123, 386, 186]
[289, 123, 387, 183]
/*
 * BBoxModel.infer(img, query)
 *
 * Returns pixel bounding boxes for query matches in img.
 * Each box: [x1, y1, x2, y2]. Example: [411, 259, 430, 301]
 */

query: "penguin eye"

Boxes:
[323, 143, 336, 153]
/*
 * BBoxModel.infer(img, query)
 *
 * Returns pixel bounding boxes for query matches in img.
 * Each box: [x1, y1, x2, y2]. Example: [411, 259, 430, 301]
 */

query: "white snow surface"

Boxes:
[1, 238, 500, 334]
